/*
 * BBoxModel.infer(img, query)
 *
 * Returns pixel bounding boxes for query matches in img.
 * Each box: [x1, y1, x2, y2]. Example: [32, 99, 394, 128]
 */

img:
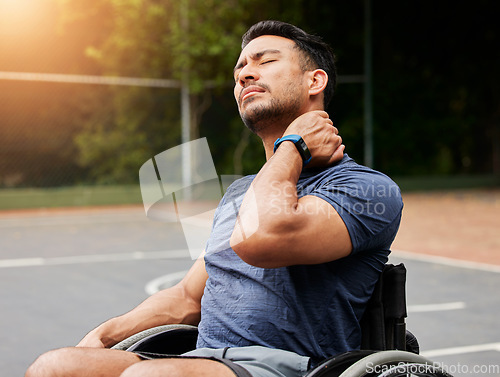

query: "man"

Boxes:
[26, 21, 403, 377]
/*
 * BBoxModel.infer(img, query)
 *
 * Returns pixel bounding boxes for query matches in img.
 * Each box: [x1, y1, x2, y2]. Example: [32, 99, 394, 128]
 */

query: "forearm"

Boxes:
[78, 285, 201, 348]
[230, 111, 347, 268]
[233, 110, 343, 243]
[230, 142, 305, 266]
[237, 140, 302, 228]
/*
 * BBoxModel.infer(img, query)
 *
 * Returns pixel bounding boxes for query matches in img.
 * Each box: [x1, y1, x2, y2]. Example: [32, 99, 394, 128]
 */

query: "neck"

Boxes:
[258, 101, 324, 160]
[257, 116, 296, 160]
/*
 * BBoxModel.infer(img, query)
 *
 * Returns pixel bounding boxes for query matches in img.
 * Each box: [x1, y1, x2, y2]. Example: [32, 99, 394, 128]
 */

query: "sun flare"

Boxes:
[0, 0, 48, 36]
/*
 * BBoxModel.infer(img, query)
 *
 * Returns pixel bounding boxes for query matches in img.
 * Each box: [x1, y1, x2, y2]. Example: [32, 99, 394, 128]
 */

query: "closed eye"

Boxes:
[261, 60, 276, 65]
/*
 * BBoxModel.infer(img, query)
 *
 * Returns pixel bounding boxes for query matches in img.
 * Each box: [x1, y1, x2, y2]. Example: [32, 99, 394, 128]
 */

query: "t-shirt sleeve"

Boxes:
[310, 167, 403, 254]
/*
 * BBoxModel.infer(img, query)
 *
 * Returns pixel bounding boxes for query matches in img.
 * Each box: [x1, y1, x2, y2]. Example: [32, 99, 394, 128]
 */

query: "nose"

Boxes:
[237, 64, 260, 86]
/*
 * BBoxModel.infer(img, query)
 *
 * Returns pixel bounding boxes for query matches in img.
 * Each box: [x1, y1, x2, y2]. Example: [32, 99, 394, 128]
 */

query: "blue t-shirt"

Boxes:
[197, 155, 403, 363]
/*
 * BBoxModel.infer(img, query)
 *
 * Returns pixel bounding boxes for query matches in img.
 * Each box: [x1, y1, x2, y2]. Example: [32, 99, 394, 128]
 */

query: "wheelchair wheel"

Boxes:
[111, 324, 198, 353]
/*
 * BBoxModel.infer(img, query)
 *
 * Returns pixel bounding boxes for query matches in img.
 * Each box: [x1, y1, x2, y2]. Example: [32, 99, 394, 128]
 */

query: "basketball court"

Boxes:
[0, 189, 499, 376]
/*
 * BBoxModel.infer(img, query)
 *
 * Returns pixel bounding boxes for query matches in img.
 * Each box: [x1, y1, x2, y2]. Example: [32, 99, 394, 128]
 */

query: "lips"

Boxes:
[239, 85, 266, 103]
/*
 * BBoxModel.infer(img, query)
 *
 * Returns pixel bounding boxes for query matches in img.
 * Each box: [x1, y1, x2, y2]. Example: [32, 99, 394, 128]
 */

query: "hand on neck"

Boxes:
[259, 101, 325, 160]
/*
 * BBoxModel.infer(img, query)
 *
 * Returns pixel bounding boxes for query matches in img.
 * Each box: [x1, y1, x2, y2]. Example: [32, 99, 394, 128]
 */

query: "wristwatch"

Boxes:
[273, 134, 312, 165]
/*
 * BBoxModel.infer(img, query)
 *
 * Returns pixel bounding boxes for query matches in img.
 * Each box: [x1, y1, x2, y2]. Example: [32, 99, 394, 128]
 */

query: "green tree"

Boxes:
[57, 0, 306, 182]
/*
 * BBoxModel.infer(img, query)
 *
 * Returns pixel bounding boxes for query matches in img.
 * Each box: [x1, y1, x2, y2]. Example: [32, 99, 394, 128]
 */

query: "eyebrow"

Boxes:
[233, 49, 282, 74]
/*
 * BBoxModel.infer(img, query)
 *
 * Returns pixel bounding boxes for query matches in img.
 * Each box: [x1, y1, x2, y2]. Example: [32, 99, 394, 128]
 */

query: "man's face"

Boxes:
[233, 35, 309, 134]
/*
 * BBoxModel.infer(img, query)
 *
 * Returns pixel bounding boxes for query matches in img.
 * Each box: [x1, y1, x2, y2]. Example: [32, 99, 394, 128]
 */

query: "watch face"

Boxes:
[298, 139, 307, 151]
[297, 138, 312, 164]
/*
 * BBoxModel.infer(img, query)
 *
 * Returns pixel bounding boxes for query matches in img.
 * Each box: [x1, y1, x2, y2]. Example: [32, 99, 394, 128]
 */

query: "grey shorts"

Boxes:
[134, 346, 311, 377]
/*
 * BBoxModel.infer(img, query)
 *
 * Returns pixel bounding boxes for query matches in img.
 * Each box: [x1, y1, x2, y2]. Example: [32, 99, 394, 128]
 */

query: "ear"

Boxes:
[308, 69, 328, 97]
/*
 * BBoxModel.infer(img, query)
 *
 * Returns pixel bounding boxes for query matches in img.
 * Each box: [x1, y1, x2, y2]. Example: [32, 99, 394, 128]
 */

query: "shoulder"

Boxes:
[299, 155, 401, 203]
[300, 155, 404, 253]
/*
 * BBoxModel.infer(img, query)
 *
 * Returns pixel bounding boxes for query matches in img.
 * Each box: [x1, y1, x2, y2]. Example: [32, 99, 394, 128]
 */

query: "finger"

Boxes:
[328, 144, 345, 165]
[314, 110, 329, 118]
[335, 134, 342, 147]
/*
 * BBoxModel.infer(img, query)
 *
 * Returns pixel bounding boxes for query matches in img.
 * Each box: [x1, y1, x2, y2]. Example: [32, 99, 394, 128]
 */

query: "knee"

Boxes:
[120, 360, 179, 377]
[25, 348, 71, 377]
[120, 362, 155, 377]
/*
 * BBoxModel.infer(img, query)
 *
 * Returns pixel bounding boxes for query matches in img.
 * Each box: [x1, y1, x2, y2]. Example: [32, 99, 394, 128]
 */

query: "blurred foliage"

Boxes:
[55, 0, 306, 182]
[0, 1, 498, 187]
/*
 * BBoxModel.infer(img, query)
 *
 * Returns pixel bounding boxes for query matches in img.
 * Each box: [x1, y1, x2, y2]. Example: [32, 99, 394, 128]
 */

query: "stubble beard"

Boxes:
[240, 95, 302, 135]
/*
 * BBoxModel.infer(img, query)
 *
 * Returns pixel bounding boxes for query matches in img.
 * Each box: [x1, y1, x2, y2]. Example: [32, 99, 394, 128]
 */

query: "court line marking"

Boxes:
[0, 213, 177, 228]
[407, 301, 466, 313]
[421, 342, 500, 358]
[391, 249, 500, 274]
[0, 249, 190, 268]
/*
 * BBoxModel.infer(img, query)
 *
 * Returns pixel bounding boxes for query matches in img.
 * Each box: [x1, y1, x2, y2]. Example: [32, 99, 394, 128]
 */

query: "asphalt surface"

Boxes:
[1, 207, 499, 376]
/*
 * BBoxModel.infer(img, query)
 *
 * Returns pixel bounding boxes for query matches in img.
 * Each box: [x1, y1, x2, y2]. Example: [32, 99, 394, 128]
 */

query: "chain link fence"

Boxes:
[0, 72, 182, 189]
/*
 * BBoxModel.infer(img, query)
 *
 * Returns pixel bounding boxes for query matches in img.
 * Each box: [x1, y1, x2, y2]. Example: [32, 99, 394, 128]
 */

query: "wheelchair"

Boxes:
[111, 263, 453, 376]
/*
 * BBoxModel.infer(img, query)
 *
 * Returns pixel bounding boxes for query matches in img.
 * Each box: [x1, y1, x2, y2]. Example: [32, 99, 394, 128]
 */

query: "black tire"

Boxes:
[111, 324, 197, 352]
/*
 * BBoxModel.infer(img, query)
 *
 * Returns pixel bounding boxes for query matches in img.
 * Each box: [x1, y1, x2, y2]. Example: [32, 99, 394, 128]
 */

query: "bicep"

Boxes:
[235, 195, 352, 268]
[175, 254, 208, 306]
[287, 195, 352, 264]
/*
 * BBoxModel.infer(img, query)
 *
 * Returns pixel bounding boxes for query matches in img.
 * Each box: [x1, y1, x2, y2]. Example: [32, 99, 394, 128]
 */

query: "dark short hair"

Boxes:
[242, 20, 337, 107]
